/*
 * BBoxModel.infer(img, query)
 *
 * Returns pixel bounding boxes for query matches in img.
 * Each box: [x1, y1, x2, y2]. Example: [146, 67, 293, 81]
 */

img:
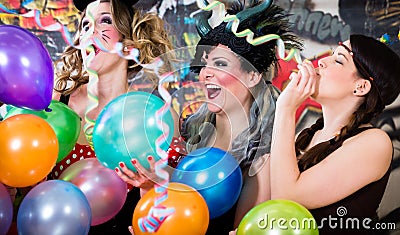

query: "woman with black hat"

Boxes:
[182, 0, 302, 234]
[270, 36, 400, 234]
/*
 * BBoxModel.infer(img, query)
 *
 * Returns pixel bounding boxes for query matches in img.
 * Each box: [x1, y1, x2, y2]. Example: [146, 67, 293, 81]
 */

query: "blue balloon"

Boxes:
[0, 183, 13, 235]
[17, 180, 91, 235]
[93, 91, 174, 172]
[171, 147, 242, 219]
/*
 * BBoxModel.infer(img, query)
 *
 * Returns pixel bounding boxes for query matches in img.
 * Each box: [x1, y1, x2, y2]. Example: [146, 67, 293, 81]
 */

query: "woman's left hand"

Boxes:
[277, 60, 319, 111]
[115, 156, 160, 193]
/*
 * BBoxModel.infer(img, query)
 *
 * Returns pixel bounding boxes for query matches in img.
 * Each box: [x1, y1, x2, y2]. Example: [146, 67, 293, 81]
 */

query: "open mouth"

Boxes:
[86, 44, 100, 56]
[206, 84, 221, 99]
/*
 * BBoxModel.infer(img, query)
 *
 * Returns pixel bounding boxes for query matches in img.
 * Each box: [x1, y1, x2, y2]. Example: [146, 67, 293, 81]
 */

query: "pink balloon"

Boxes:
[60, 158, 127, 226]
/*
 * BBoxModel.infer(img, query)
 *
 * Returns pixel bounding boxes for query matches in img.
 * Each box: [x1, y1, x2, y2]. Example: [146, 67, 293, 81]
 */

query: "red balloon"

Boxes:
[132, 183, 209, 235]
[0, 114, 58, 187]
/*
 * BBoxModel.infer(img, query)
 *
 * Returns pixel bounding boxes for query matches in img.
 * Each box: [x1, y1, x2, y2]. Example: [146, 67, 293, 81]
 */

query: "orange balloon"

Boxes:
[132, 183, 209, 235]
[0, 114, 58, 187]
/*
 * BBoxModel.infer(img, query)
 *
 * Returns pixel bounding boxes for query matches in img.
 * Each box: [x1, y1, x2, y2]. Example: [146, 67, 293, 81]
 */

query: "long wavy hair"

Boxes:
[296, 34, 400, 171]
[54, 0, 173, 95]
[184, 74, 280, 168]
[183, 0, 302, 168]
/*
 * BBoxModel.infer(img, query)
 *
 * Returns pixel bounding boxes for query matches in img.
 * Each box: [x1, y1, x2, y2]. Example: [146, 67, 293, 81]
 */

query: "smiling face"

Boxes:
[314, 40, 363, 102]
[198, 44, 256, 115]
[79, 1, 127, 75]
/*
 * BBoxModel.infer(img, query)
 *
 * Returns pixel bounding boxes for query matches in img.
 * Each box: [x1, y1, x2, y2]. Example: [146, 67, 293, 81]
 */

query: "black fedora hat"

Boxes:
[73, 0, 139, 12]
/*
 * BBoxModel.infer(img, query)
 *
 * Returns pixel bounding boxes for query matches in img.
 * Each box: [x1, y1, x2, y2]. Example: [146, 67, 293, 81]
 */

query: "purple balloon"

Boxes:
[0, 25, 53, 111]
[60, 158, 128, 226]
[0, 183, 13, 235]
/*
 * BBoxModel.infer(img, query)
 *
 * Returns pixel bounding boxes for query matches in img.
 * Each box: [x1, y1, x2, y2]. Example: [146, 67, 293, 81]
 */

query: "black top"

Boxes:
[299, 127, 391, 235]
[59, 94, 70, 105]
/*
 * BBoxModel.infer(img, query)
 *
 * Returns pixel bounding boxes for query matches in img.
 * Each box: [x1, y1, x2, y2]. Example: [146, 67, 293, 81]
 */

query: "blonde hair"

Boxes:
[54, 0, 173, 95]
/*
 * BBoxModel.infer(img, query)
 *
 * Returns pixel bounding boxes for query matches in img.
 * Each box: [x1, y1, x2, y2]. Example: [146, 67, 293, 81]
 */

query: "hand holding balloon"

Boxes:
[93, 92, 174, 172]
[115, 156, 160, 195]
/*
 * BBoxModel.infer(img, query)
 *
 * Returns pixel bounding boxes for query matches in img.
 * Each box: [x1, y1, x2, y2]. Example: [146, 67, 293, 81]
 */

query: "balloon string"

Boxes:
[193, 0, 303, 64]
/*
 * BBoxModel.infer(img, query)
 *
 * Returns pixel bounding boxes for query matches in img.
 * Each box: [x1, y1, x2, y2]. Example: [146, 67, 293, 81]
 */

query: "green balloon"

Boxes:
[5, 100, 81, 163]
[237, 199, 319, 235]
[93, 91, 174, 172]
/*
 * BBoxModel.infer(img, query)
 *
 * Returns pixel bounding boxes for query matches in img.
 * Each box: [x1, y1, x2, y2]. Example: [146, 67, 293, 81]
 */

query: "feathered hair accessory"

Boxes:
[191, 0, 302, 74]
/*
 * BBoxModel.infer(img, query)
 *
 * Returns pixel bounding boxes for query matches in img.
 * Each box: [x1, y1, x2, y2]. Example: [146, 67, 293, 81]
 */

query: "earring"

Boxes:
[354, 84, 362, 94]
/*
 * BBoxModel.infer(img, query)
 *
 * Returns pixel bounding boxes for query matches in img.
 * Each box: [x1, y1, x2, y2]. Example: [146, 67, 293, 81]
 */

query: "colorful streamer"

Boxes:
[223, 13, 302, 63]
[1, 3, 176, 231]
[0, 4, 74, 46]
[136, 60, 176, 232]
[81, 1, 99, 148]
[194, 0, 303, 64]
[196, 0, 223, 11]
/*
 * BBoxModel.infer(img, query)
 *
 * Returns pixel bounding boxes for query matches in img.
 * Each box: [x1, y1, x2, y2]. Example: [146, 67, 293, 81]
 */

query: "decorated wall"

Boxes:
[1, 0, 399, 233]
